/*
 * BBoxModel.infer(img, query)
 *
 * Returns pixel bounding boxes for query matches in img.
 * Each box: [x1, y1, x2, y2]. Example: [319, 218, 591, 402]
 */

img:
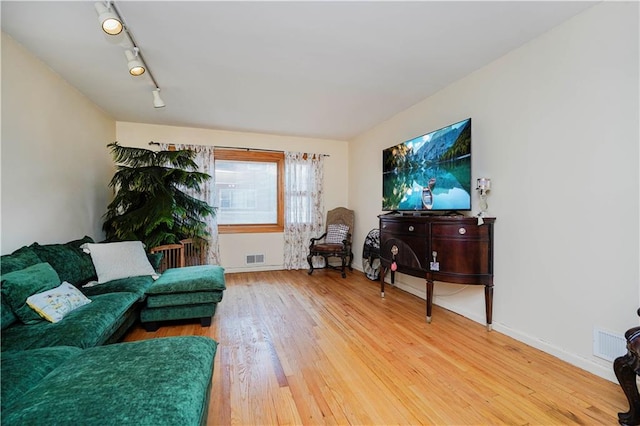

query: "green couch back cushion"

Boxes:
[30, 236, 96, 286]
[0, 246, 42, 275]
[1, 262, 61, 324]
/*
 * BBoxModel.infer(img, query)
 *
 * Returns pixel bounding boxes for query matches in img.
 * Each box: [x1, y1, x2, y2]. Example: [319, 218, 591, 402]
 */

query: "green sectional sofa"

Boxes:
[1, 237, 154, 351]
[0, 237, 220, 425]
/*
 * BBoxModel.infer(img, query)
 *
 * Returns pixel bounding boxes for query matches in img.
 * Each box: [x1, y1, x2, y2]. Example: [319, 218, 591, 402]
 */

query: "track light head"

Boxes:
[124, 49, 145, 76]
[94, 2, 123, 36]
[152, 89, 166, 108]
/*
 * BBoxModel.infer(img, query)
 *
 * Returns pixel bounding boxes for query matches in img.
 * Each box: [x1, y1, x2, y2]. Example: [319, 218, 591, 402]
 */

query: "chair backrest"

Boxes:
[150, 243, 184, 272]
[150, 239, 208, 272]
[182, 238, 206, 267]
[326, 207, 355, 238]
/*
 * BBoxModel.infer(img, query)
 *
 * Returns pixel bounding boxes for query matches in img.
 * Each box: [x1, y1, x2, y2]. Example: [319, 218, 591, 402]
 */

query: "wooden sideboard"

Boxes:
[379, 214, 495, 330]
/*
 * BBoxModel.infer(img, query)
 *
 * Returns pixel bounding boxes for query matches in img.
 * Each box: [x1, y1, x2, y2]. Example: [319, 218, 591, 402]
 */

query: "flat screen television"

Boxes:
[382, 118, 471, 213]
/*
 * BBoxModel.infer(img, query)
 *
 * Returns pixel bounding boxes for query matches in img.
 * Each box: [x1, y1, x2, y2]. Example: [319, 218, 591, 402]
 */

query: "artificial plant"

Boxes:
[103, 142, 215, 249]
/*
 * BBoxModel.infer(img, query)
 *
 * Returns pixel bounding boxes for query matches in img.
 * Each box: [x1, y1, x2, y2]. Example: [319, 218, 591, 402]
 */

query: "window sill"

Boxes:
[218, 224, 284, 234]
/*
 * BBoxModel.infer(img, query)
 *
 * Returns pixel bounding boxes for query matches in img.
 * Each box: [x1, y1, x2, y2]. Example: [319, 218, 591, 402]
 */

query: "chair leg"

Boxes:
[307, 253, 314, 275]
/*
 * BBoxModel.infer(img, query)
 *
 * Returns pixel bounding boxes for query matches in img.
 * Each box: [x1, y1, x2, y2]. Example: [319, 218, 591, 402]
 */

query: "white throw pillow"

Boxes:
[83, 241, 159, 284]
[27, 281, 92, 323]
[325, 224, 349, 244]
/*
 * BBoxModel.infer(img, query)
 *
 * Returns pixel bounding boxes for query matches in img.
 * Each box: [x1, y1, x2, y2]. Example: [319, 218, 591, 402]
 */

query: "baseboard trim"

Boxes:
[223, 264, 283, 273]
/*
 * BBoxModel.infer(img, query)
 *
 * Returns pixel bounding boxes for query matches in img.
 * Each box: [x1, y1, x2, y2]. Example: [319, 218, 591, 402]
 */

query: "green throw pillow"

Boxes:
[1, 296, 17, 330]
[1, 262, 61, 324]
[0, 246, 42, 329]
[147, 252, 164, 271]
[30, 236, 96, 286]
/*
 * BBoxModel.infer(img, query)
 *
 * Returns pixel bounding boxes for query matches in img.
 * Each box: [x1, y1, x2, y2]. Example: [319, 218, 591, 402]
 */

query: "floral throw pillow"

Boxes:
[26, 281, 91, 323]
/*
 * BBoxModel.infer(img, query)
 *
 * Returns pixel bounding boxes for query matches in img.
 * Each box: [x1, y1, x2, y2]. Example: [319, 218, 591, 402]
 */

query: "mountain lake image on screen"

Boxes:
[382, 118, 472, 212]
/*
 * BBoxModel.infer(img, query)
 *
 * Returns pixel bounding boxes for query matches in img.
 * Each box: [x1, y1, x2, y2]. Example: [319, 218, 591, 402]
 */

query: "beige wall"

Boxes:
[349, 2, 639, 382]
[115, 121, 349, 271]
[1, 33, 115, 254]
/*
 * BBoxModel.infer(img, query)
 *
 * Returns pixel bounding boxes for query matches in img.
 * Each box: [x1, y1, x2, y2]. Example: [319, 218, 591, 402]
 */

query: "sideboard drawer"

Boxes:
[381, 221, 426, 235]
[431, 223, 490, 239]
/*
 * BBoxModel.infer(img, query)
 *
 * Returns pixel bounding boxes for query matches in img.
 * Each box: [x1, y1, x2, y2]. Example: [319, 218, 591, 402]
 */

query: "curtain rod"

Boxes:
[148, 141, 329, 157]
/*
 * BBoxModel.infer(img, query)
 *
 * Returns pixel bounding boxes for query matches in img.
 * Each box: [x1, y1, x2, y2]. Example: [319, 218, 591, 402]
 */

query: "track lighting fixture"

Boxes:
[94, 2, 123, 36]
[125, 48, 145, 76]
[152, 89, 165, 108]
[94, 1, 165, 109]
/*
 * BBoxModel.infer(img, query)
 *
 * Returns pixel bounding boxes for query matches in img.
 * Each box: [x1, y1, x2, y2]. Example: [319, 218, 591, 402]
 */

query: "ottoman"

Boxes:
[141, 265, 226, 331]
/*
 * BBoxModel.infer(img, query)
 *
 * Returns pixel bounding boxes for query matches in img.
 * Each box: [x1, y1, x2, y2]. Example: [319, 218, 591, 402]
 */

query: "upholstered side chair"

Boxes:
[307, 207, 354, 278]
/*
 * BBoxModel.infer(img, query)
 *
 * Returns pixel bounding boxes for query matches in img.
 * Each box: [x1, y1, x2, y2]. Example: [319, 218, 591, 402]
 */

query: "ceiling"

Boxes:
[1, 1, 596, 141]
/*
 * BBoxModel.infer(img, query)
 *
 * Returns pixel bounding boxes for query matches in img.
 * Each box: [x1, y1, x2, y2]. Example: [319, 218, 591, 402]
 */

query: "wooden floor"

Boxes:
[123, 270, 626, 425]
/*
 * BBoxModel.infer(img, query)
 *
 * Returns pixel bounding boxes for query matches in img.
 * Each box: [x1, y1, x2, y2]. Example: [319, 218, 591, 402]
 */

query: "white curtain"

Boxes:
[159, 143, 220, 265]
[283, 151, 325, 270]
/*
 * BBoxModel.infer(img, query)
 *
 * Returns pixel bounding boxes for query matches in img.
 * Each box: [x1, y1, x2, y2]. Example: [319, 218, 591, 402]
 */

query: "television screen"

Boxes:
[382, 118, 471, 212]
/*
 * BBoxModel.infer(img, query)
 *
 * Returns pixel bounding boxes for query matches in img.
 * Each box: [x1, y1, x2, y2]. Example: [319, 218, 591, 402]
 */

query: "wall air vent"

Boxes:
[593, 327, 626, 361]
[246, 254, 265, 265]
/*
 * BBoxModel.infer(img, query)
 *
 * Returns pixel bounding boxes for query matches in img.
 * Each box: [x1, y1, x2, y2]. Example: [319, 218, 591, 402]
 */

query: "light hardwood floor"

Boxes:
[123, 270, 627, 425]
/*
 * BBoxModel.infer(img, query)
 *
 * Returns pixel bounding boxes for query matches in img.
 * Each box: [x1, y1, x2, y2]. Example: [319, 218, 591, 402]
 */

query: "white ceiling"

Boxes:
[1, 1, 596, 140]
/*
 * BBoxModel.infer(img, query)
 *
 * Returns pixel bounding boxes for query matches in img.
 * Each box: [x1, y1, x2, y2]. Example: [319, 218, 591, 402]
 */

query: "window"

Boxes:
[214, 149, 284, 234]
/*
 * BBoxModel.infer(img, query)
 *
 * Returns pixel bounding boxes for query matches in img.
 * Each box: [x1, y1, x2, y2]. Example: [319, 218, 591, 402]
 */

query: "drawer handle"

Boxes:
[458, 227, 466, 235]
[408, 226, 414, 232]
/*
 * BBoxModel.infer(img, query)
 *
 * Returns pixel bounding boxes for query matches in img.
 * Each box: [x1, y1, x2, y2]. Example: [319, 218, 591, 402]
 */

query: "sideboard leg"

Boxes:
[426, 280, 434, 323]
[380, 266, 386, 298]
[615, 352, 640, 425]
[485, 284, 494, 331]
[615, 324, 640, 425]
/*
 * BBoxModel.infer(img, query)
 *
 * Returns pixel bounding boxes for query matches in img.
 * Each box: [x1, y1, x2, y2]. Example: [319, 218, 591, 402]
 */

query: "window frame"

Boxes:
[214, 149, 284, 234]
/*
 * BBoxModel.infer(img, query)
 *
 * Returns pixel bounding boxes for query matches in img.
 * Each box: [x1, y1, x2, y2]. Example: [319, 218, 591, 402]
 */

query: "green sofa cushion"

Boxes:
[149, 265, 226, 294]
[141, 303, 217, 323]
[81, 275, 155, 300]
[1, 262, 61, 324]
[0, 246, 42, 274]
[30, 236, 97, 286]
[1, 346, 82, 413]
[146, 291, 223, 308]
[1, 292, 139, 352]
[2, 336, 217, 426]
